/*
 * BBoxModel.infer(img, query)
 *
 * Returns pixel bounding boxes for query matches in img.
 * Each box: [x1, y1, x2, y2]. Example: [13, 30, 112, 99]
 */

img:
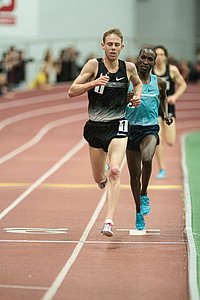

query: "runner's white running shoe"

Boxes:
[101, 223, 113, 237]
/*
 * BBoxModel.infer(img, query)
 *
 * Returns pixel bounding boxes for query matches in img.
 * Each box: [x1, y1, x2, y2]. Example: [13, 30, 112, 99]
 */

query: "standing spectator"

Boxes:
[43, 49, 57, 84]
[0, 59, 7, 96]
[16, 50, 34, 88]
[189, 61, 200, 83]
[4, 47, 17, 91]
[56, 47, 79, 82]
[179, 60, 191, 83]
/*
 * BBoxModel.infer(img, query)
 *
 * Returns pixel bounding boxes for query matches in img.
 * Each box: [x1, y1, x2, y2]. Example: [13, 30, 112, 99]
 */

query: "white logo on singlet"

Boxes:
[116, 77, 125, 81]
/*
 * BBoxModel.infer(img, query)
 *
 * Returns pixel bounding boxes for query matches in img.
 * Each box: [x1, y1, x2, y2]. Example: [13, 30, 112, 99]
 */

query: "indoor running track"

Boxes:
[0, 83, 199, 300]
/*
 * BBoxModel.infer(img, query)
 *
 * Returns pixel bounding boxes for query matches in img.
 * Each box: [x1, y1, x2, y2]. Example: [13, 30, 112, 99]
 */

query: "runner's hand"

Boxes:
[164, 113, 173, 126]
[127, 92, 140, 107]
[94, 75, 109, 87]
[127, 91, 134, 102]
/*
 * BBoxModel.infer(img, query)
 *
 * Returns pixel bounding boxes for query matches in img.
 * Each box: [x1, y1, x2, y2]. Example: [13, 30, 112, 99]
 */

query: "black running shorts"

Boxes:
[127, 124, 160, 151]
[83, 118, 129, 152]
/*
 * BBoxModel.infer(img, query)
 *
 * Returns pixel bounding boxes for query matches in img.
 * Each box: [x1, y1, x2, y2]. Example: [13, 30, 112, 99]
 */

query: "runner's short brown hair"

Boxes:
[102, 28, 123, 43]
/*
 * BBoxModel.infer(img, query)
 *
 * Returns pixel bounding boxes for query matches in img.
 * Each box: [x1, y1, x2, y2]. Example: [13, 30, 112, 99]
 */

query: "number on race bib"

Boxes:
[94, 85, 105, 94]
[118, 120, 128, 133]
[166, 80, 170, 91]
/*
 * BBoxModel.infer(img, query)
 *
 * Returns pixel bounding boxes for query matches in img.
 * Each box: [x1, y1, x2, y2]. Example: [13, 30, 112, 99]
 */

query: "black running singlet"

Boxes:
[152, 64, 175, 96]
[152, 64, 176, 117]
[87, 58, 128, 122]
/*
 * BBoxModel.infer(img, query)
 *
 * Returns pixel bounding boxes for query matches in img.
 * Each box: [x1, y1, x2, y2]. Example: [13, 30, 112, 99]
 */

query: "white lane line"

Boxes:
[40, 158, 129, 300]
[0, 113, 87, 164]
[0, 240, 186, 245]
[129, 230, 160, 236]
[0, 284, 48, 290]
[0, 92, 68, 110]
[116, 228, 160, 236]
[0, 101, 86, 130]
[41, 156, 125, 300]
[0, 139, 86, 220]
[41, 190, 107, 300]
[3, 228, 68, 234]
[181, 132, 200, 300]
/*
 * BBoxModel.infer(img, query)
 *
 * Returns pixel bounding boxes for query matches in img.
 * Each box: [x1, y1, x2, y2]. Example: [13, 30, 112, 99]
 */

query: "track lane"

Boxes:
[0, 84, 199, 300]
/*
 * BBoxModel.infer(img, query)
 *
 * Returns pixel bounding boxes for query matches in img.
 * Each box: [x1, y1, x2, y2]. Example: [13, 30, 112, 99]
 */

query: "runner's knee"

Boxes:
[109, 167, 120, 182]
[142, 160, 152, 170]
[142, 148, 154, 163]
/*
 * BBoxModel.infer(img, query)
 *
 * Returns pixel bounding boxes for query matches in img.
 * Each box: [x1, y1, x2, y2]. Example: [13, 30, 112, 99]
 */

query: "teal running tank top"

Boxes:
[126, 74, 160, 126]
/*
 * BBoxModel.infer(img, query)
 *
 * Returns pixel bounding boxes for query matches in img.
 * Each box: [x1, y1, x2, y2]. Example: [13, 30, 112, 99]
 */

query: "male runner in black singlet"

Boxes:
[152, 45, 187, 179]
[68, 28, 142, 237]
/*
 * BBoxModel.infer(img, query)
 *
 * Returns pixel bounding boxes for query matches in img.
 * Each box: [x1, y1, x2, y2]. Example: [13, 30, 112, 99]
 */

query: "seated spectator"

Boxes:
[30, 49, 57, 89]
[29, 65, 49, 89]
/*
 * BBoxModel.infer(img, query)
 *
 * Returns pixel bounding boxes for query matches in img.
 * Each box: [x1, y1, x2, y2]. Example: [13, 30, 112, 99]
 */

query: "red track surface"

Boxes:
[0, 84, 199, 300]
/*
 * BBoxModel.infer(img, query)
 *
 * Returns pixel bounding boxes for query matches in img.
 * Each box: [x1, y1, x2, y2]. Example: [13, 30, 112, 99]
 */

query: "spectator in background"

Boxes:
[4, 47, 17, 91]
[43, 49, 56, 84]
[0, 59, 6, 96]
[17, 50, 34, 88]
[179, 60, 191, 83]
[1, 46, 34, 93]
[195, 47, 200, 61]
[56, 47, 80, 83]
[30, 48, 56, 89]
[55, 49, 65, 83]
[29, 64, 49, 89]
[189, 61, 200, 83]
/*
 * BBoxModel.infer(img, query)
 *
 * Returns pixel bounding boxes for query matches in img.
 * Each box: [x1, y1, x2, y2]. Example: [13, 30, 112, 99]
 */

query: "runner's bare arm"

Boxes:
[68, 59, 109, 98]
[168, 65, 187, 104]
[126, 62, 142, 106]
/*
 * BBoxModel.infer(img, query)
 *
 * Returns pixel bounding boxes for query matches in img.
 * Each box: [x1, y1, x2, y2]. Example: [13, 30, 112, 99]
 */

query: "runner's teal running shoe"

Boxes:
[136, 213, 145, 230]
[140, 195, 150, 215]
[156, 169, 166, 179]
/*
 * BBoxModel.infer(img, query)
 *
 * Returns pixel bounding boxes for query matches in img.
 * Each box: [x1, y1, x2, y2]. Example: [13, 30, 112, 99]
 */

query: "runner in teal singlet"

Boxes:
[126, 48, 173, 230]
